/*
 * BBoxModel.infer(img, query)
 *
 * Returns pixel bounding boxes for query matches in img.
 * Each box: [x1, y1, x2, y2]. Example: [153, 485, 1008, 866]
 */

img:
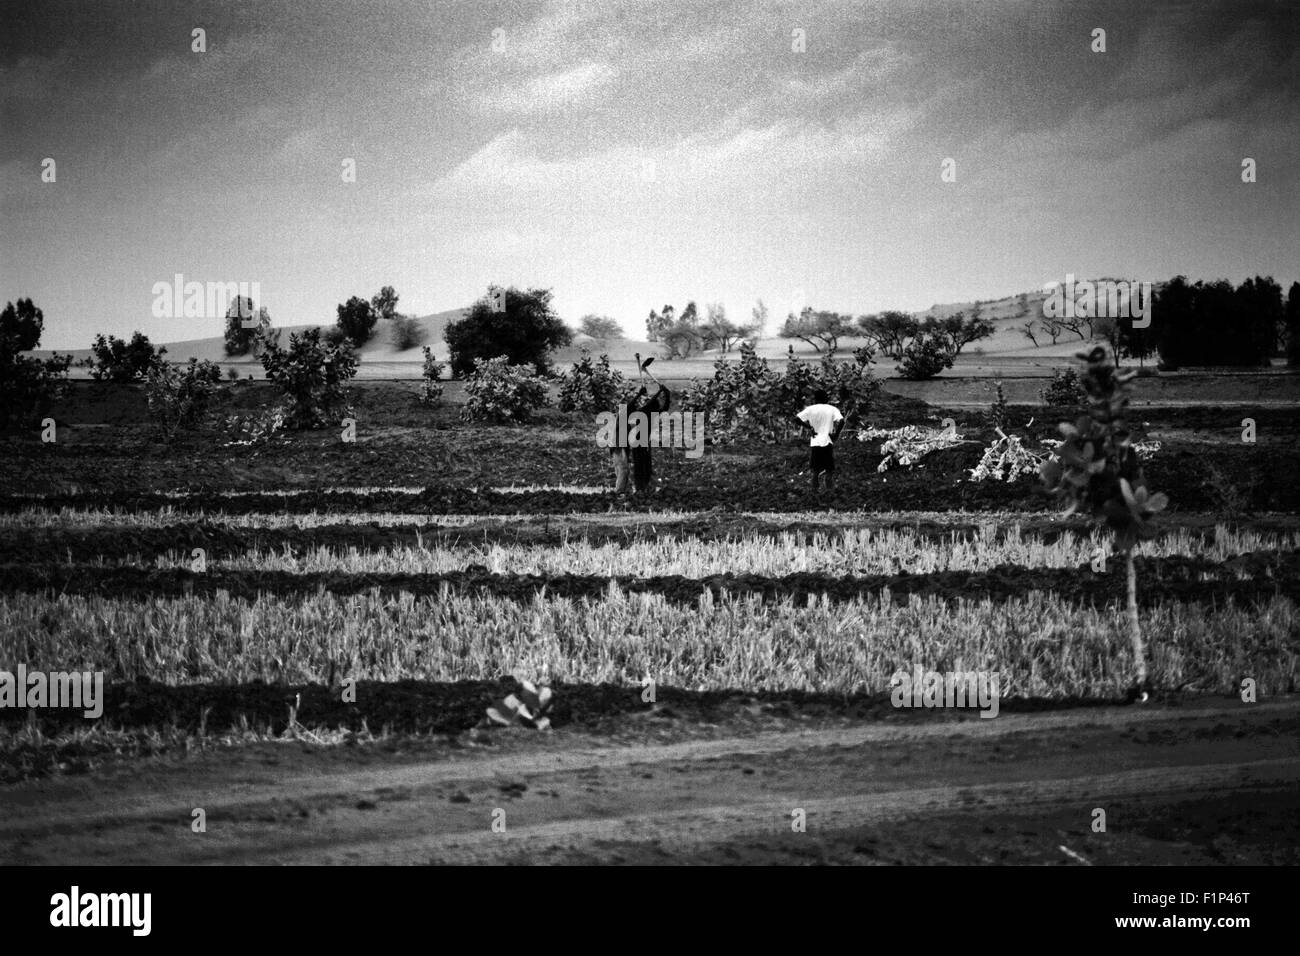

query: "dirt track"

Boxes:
[2, 698, 1296, 865]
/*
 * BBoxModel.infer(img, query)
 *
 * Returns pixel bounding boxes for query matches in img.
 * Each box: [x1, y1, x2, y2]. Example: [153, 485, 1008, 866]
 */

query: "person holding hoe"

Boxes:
[611, 353, 672, 495]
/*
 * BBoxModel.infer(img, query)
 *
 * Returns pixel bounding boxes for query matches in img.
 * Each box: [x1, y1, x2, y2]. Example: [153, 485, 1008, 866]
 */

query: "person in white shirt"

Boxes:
[796, 389, 844, 491]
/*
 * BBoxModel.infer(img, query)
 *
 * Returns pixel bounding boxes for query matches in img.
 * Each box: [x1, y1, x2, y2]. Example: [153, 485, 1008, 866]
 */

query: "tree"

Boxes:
[1093, 316, 1122, 365]
[646, 304, 676, 342]
[223, 296, 271, 356]
[371, 286, 400, 321]
[922, 312, 996, 359]
[1, 298, 72, 430]
[1117, 314, 1155, 368]
[1286, 282, 1300, 366]
[1020, 321, 1040, 347]
[1040, 347, 1168, 694]
[0, 298, 44, 352]
[701, 302, 751, 353]
[857, 311, 919, 360]
[336, 296, 377, 346]
[780, 307, 851, 354]
[578, 314, 623, 342]
[751, 299, 770, 338]
[443, 286, 572, 378]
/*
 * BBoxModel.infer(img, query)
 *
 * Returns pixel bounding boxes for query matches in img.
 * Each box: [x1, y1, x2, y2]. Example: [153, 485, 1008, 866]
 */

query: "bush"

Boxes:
[444, 286, 571, 378]
[984, 379, 1009, 429]
[390, 315, 427, 351]
[259, 327, 358, 429]
[896, 333, 952, 380]
[336, 296, 377, 347]
[680, 342, 879, 444]
[86, 332, 167, 382]
[144, 358, 222, 441]
[226, 367, 239, 382]
[1040, 367, 1087, 407]
[557, 348, 636, 413]
[460, 356, 550, 423]
[419, 347, 445, 406]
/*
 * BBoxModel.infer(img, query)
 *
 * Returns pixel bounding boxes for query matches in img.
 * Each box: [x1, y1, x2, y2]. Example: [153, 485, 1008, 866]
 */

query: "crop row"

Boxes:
[2, 588, 1294, 700]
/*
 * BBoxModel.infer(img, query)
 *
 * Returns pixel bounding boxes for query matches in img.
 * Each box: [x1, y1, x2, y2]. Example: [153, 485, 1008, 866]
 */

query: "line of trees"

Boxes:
[646, 301, 761, 358]
[1149, 275, 1291, 369]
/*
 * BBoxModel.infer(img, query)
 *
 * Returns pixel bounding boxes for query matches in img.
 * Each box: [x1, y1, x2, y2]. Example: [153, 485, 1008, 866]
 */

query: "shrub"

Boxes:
[896, 333, 952, 380]
[444, 286, 571, 378]
[681, 342, 879, 444]
[259, 327, 358, 429]
[984, 379, 1009, 430]
[86, 332, 167, 382]
[226, 367, 239, 382]
[336, 296, 377, 347]
[144, 358, 222, 441]
[1040, 367, 1086, 407]
[419, 346, 445, 406]
[460, 355, 550, 423]
[557, 348, 636, 413]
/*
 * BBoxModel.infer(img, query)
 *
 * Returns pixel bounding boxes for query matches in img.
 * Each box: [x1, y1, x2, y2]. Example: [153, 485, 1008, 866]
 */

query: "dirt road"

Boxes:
[2, 698, 1296, 865]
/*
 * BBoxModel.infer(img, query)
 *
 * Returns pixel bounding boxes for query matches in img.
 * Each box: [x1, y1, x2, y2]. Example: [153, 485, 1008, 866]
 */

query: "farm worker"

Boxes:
[796, 389, 844, 492]
[611, 355, 672, 495]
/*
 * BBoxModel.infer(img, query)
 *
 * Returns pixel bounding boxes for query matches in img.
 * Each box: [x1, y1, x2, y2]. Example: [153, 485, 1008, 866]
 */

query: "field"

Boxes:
[2, 376, 1299, 864]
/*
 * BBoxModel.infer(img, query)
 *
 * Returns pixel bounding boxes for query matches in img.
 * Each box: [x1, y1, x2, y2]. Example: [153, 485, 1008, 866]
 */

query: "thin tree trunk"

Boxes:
[1126, 548, 1148, 689]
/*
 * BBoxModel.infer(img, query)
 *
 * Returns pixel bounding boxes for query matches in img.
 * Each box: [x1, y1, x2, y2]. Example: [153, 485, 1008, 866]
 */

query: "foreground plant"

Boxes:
[1040, 347, 1168, 693]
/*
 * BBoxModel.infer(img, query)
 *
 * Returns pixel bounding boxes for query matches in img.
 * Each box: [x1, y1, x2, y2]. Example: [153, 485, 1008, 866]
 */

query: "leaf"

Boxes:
[1147, 491, 1169, 513]
[1118, 477, 1137, 509]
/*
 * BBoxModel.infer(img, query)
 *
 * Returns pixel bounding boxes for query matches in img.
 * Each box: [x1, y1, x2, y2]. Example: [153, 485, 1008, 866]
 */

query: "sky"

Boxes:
[2, 0, 1297, 350]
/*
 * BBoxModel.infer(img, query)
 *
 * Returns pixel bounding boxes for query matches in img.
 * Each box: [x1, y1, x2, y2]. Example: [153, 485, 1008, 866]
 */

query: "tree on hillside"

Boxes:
[780, 307, 851, 354]
[444, 286, 572, 377]
[857, 311, 918, 359]
[1020, 321, 1040, 347]
[223, 296, 271, 356]
[578, 314, 623, 342]
[922, 312, 996, 359]
[336, 296, 377, 346]
[701, 302, 753, 353]
[371, 286, 400, 321]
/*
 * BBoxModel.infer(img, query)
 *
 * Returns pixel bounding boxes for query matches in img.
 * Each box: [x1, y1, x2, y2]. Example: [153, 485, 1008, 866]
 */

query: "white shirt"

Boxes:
[796, 403, 843, 447]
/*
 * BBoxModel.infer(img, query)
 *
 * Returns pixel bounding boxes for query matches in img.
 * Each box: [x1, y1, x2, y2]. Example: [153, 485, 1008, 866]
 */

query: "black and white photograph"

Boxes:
[1, 0, 1297, 920]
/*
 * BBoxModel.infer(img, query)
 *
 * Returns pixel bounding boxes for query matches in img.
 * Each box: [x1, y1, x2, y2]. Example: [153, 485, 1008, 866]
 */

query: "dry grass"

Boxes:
[137, 524, 1300, 578]
[2, 588, 1294, 698]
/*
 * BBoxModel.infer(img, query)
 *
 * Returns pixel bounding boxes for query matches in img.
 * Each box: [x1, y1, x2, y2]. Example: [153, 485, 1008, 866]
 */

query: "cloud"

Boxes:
[476, 62, 619, 116]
